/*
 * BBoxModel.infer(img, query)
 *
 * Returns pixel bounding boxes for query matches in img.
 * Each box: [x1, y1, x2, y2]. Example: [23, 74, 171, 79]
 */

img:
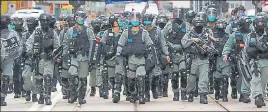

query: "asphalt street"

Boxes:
[1, 79, 268, 111]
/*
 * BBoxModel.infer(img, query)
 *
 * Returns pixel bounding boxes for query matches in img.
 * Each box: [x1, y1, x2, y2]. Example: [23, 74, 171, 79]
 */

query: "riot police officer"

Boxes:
[181, 12, 215, 104]
[142, 13, 170, 102]
[162, 8, 189, 100]
[222, 16, 252, 103]
[25, 13, 60, 105]
[1, 14, 23, 106]
[62, 11, 94, 105]
[225, 5, 246, 35]
[11, 17, 26, 98]
[211, 19, 231, 102]
[244, 16, 268, 108]
[22, 17, 39, 102]
[116, 12, 153, 104]
[98, 14, 123, 102]
[155, 13, 169, 30]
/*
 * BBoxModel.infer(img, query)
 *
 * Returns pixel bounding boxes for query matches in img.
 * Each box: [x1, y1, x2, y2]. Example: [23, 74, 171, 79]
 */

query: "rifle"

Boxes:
[52, 45, 63, 62]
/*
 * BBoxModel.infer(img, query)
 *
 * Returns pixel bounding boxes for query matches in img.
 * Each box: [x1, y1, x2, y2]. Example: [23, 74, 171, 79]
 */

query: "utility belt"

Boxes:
[69, 51, 89, 58]
[188, 53, 208, 60]
[170, 49, 183, 55]
[39, 52, 52, 60]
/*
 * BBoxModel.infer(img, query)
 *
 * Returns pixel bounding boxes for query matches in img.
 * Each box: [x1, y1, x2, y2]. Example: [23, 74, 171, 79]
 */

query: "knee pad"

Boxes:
[171, 72, 179, 80]
[70, 76, 79, 86]
[44, 75, 52, 86]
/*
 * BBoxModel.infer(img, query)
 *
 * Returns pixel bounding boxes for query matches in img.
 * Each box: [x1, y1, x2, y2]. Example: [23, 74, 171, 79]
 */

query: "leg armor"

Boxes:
[180, 69, 187, 100]
[128, 78, 137, 103]
[144, 74, 150, 102]
[1, 75, 9, 106]
[214, 78, 221, 100]
[44, 75, 52, 105]
[171, 72, 179, 101]
[36, 77, 44, 104]
[109, 77, 115, 98]
[151, 76, 159, 99]
[112, 73, 122, 103]
[78, 78, 87, 104]
[68, 75, 79, 103]
[162, 73, 169, 97]
[61, 77, 69, 99]
[101, 66, 109, 99]
[137, 76, 145, 104]
[222, 76, 229, 102]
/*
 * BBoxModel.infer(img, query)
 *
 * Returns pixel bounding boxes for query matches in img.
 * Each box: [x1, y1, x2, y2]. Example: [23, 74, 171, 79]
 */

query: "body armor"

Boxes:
[69, 26, 90, 57]
[167, 22, 186, 45]
[121, 28, 146, 56]
[213, 30, 229, 55]
[102, 28, 121, 60]
[233, 31, 245, 55]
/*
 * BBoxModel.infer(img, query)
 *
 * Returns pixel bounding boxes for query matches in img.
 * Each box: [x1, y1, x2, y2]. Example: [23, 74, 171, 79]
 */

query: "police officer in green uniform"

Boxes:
[155, 13, 169, 30]
[206, 7, 218, 94]
[162, 8, 190, 100]
[115, 12, 153, 104]
[25, 13, 60, 105]
[1, 14, 23, 106]
[142, 14, 170, 102]
[62, 11, 94, 105]
[243, 16, 268, 108]
[222, 16, 252, 103]
[210, 19, 231, 102]
[22, 17, 39, 102]
[99, 15, 123, 100]
[181, 12, 214, 104]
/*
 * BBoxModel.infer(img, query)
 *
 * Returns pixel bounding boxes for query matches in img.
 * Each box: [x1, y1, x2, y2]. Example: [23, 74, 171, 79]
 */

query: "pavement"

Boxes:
[1, 80, 268, 111]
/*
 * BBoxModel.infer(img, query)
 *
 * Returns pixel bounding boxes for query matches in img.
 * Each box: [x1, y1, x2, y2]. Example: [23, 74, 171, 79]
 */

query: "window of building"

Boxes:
[235, 4, 239, 8]
[231, 4, 234, 8]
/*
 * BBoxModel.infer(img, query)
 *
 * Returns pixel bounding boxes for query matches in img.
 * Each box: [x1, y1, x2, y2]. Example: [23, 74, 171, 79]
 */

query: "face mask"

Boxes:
[194, 26, 203, 34]
[131, 20, 139, 27]
[250, 38, 256, 44]
[27, 24, 36, 30]
[9, 24, 15, 30]
[174, 18, 183, 25]
[237, 13, 245, 17]
[76, 19, 84, 25]
[208, 16, 216, 22]
[15, 24, 23, 31]
[119, 21, 124, 27]
[143, 20, 152, 26]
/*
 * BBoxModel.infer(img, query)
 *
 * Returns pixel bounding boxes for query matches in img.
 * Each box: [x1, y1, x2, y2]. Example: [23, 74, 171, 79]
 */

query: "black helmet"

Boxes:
[49, 16, 56, 28]
[130, 12, 141, 20]
[156, 13, 168, 28]
[231, 9, 237, 16]
[195, 12, 207, 23]
[66, 15, 75, 27]
[207, 7, 217, 22]
[185, 10, 196, 24]
[192, 16, 207, 27]
[236, 5, 246, 12]
[253, 16, 266, 29]
[256, 12, 268, 20]
[92, 18, 102, 34]
[74, 11, 86, 19]
[26, 17, 38, 30]
[100, 17, 111, 31]
[215, 19, 227, 29]
[39, 13, 51, 29]
[1, 14, 11, 25]
[142, 14, 154, 26]
[238, 16, 252, 26]
[11, 17, 24, 31]
[109, 15, 119, 27]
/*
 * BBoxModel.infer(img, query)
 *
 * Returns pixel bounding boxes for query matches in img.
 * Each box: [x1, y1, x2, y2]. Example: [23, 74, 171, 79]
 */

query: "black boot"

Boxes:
[200, 93, 208, 104]
[162, 74, 169, 97]
[239, 94, 244, 102]
[78, 78, 87, 105]
[25, 91, 31, 101]
[222, 77, 229, 102]
[51, 87, 57, 92]
[112, 74, 122, 103]
[14, 93, 21, 98]
[61, 77, 69, 99]
[137, 76, 145, 104]
[188, 92, 194, 102]
[144, 76, 150, 102]
[109, 77, 115, 98]
[68, 76, 78, 104]
[180, 71, 187, 100]
[171, 73, 179, 101]
[129, 78, 137, 103]
[158, 75, 163, 97]
[36, 78, 44, 104]
[242, 93, 251, 103]
[230, 77, 238, 99]
[90, 87, 96, 96]
[98, 85, 104, 97]
[255, 94, 265, 108]
[44, 75, 52, 105]
[32, 94, 38, 102]
[214, 78, 221, 100]
[102, 69, 109, 99]
[0, 97, 7, 106]
[231, 88, 238, 99]
[152, 76, 159, 99]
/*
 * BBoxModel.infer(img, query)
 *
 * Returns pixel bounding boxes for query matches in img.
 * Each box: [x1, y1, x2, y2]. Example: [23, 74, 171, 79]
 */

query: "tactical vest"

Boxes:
[1, 29, 20, 58]
[167, 22, 186, 44]
[102, 28, 121, 59]
[233, 31, 245, 54]
[121, 28, 146, 56]
[213, 30, 229, 55]
[185, 30, 208, 58]
[231, 22, 238, 34]
[69, 26, 90, 57]
[34, 28, 54, 54]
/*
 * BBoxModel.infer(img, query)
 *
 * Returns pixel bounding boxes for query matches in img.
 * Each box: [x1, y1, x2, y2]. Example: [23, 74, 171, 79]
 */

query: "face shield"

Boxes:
[207, 8, 217, 22]
[130, 12, 140, 27]
[173, 8, 184, 25]
[40, 18, 50, 29]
